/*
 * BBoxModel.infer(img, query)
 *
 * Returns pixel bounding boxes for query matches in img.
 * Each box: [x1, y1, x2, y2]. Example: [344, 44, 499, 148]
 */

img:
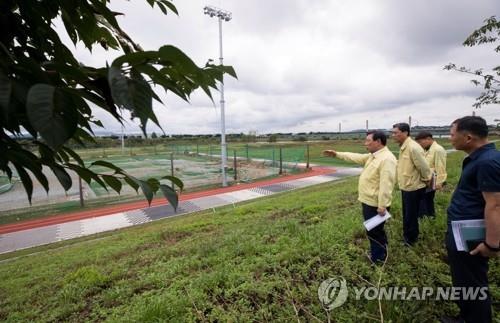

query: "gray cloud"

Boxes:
[58, 0, 500, 134]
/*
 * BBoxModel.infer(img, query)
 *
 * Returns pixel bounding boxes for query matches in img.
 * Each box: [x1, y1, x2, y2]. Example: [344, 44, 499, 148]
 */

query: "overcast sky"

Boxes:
[60, 0, 500, 135]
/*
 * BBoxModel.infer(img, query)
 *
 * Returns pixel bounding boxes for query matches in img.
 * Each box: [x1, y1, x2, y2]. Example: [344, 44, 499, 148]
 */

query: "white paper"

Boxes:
[451, 219, 485, 251]
[364, 212, 391, 231]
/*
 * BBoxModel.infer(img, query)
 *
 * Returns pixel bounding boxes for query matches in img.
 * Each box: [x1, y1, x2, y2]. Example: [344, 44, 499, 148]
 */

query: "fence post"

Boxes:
[234, 150, 237, 180]
[246, 144, 249, 161]
[279, 147, 283, 175]
[272, 147, 275, 167]
[79, 176, 84, 207]
[306, 144, 310, 169]
[196, 144, 199, 156]
[170, 152, 174, 189]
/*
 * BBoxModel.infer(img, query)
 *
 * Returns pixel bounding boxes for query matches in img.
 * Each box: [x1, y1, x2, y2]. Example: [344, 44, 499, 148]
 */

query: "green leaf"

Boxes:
[50, 164, 72, 191]
[121, 173, 154, 205]
[161, 1, 178, 15]
[102, 175, 122, 193]
[108, 66, 131, 109]
[26, 84, 77, 149]
[161, 175, 184, 191]
[62, 146, 85, 167]
[56, 147, 70, 163]
[160, 184, 179, 211]
[158, 45, 199, 74]
[91, 173, 108, 192]
[91, 160, 123, 173]
[146, 178, 160, 193]
[42, 62, 87, 81]
[67, 164, 93, 185]
[7, 149, 49, 193]
[37, 142, 55, 163]
[112, 51, 158, 67]
[12, 163, 33, 205]
[128, 72, 156, 134]
[123, 175, 140, 193]
[0, 72, 12, 122]
[138, 180, 154, 206]
[221, 65, 238, 79]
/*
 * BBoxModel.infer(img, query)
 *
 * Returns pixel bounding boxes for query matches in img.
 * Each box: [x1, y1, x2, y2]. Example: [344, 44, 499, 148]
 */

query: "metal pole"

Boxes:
[79, 176, 84, 207]
[170, 153, 174, 189]
[121, 111, 125, 155]
[306, 144, 310, 169]
[218, 16, 228, 187]
[233, 150, 237, 180]
[279, 147, 283, 175]
[204, 6, 231, 186]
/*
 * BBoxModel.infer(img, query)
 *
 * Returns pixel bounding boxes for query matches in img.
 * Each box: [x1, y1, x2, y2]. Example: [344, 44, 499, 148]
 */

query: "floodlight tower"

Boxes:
[204, 5, 232, 187]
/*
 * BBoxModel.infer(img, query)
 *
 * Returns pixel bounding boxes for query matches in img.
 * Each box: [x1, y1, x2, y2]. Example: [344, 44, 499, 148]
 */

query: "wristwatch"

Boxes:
[484, 241, 500, 252]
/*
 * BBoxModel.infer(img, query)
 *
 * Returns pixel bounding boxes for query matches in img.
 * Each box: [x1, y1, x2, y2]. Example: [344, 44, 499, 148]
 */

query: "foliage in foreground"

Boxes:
[0, 1, 235, 208]
[0, 152, 498, 322]
[445, 15, 500, 109]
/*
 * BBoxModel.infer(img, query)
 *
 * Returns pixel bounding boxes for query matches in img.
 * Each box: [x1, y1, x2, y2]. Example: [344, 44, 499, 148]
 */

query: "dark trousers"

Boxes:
[362, 203, 389, 262]
[446, 232, 492, 323]
[401, 188, 425, 245]
[418, 189, 436, 218]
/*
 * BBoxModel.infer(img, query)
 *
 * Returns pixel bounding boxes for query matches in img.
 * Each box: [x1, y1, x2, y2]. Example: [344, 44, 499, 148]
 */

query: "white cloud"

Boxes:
[58, 0, 500, 134]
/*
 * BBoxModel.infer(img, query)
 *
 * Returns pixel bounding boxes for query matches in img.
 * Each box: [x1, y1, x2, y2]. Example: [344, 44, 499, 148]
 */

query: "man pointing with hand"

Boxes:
[323, 131, 397, 264]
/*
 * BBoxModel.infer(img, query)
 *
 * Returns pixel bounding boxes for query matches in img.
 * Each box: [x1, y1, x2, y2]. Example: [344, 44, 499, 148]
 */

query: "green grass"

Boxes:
[0, 151, 498, 322]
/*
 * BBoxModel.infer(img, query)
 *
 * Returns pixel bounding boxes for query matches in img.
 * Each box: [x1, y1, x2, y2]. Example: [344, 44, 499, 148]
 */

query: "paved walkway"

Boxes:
[0, 166, 361, 254]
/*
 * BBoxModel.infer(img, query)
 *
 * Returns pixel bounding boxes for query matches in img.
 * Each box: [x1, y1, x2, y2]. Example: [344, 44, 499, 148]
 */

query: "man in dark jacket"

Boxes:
[445, 116, 499, 323]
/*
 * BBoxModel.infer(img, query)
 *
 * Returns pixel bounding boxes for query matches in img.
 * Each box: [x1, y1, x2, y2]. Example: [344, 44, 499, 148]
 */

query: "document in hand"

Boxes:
[426, 171, 437, 193]
[451, 219, 486, 252]
[363, 212, 392, 231]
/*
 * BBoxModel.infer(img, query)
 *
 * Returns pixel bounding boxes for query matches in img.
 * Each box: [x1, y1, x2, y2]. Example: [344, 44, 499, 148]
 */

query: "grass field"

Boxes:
[0, 150, 498, 322]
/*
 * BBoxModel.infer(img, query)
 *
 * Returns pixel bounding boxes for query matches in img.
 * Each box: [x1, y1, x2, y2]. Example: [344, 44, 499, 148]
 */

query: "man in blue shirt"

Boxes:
[445, 116, 499, 323]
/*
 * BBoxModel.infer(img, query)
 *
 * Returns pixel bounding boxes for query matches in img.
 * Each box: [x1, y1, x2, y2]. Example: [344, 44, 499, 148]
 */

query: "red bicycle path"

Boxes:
[0, 167, 336, 235]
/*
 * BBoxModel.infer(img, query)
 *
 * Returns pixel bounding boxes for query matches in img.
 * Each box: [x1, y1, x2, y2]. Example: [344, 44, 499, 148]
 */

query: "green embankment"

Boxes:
[0, 151, 498, 322]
